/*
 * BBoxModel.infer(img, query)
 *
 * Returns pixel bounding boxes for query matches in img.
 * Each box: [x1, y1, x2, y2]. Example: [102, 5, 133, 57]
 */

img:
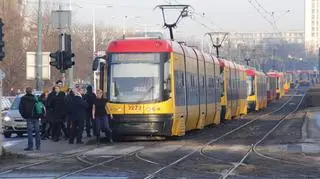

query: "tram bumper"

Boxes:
[110, 114, 173, 137]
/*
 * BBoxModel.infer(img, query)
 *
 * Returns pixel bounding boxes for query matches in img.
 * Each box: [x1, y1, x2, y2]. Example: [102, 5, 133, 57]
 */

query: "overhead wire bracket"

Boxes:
[155, 4, 192, 40]
[205, 32, 229, 58]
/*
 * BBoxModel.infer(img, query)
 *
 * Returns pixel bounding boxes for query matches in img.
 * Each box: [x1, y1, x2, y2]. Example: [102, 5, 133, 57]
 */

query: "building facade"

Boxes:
[305, 0, 320, 54]
[230, 31, 304, 47]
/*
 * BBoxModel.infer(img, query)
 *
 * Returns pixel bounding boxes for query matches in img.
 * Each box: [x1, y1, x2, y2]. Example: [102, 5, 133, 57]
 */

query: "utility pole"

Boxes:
[272, 48, 276, 71]
[68, 0, 73, 88]
[245, 58, 250, 66]
[36, 0, 43, 91]
[318, 48, 320, 82]
[227, 39, 231, 60]
[155, 5, 191, 41]
[92, 7, 96, 54]
[205, 32, 229, 58]
[58, 4, 65, 84]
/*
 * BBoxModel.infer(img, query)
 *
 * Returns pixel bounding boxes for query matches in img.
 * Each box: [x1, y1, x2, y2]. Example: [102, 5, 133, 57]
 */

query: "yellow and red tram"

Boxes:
[246, 68, 267, 111]
[92, 38, 287, 138]
[267, 71, 285, 99]
[267, 73, 277, 103]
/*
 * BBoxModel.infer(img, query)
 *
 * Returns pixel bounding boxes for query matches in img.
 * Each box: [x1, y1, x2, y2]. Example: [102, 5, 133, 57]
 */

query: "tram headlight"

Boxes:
[4, 116, 11, 122]
[146, 107, 160, 112]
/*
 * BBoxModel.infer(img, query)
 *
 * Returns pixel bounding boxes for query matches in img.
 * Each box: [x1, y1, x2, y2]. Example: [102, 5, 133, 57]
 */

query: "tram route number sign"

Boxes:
[128, 105, 142, 111]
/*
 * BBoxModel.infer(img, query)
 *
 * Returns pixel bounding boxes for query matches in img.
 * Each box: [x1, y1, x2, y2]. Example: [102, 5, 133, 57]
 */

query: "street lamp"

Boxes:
[90, 5, 112, 91]
[122, 16, 141, 38]
[92, 5, 113, 53]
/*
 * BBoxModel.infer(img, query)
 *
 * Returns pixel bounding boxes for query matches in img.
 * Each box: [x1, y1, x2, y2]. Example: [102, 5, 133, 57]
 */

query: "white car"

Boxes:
[1, 93, 41, 138]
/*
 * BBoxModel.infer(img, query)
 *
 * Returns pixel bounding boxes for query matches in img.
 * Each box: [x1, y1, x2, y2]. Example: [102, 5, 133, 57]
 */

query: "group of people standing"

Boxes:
[19, 80, 113, 151]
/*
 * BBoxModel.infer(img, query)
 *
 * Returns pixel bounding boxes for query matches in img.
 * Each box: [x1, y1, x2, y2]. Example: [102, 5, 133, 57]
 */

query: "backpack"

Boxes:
[33, 96, 45, 116]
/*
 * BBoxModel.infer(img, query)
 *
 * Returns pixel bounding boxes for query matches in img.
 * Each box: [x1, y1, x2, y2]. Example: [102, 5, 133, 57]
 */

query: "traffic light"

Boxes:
[63, 51, 75, 70]
[0, 18, 5, 61]
[50, 34, 75, 71]
[49, 51, 63, 70]
[62, 34, 75, 70]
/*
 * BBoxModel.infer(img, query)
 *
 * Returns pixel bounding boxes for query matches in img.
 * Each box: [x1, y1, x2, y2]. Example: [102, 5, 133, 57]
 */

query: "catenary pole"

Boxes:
[36, 0, 43, 91]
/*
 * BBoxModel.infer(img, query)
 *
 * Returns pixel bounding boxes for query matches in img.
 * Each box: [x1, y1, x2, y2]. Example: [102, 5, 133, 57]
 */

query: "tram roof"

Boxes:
[267, 71, 281, 77]
[246, 69, 255, 76]
[107, 39, 173, 53]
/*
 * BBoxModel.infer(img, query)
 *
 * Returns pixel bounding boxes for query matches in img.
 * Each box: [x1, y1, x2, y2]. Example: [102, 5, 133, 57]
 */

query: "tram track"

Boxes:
[143, 92, 305, 179]
[220, 94, 305, 179]
[53, 140, 167, 179]
[0, 146, 98, 175]
[56, 97, 294, 179]
[0, 141, 161, 178]
[0, 92, 301, 179]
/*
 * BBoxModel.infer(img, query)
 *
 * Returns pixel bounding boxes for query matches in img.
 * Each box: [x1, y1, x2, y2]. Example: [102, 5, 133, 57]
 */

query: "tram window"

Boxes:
[109, 63, 160, 102]
[191, 75, 195, 87]
[202, 76, 205, 87]
[212, 78, 215, 88]
[164, 60, 171, 91]
[181, 73, 185, 87]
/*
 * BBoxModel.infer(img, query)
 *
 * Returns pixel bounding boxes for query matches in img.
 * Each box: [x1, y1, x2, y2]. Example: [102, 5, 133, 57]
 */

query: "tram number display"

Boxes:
[128, 105, 142, 111]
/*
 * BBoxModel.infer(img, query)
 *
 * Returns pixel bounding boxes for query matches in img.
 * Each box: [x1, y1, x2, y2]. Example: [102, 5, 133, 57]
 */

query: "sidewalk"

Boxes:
[303, 108, 320, 141]
[2, 136, 96, 157]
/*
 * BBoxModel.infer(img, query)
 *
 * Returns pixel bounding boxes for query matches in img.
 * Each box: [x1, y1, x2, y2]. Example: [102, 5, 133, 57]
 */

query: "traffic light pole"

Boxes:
[50, 5, 74, 88]
[68, 1, 73, 88]
[59, 33, 66, 85]
[36, 0, 43, 91]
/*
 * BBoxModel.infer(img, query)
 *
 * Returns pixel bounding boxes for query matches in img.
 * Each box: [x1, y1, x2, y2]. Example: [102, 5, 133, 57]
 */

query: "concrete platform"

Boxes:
[274, 108, 320, 154]
[1, 136, 96, 158]
[304, 110, 320, 139]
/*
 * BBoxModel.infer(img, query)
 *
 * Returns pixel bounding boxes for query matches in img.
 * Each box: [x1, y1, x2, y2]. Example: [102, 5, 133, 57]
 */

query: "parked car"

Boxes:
[1, 92, 41, 138]
[1, 97, 11, 111]
[5, 96, 16, 103]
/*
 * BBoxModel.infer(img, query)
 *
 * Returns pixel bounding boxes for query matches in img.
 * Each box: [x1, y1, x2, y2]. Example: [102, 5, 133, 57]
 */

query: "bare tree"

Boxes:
[0, 1, 28, 95]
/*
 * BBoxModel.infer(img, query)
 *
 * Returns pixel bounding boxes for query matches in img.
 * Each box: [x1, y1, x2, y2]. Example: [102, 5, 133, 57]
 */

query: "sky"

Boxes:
[54, 0, 304, 37]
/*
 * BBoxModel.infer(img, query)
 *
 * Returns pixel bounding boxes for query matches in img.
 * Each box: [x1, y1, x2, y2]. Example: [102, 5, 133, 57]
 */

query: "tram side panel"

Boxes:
[203, 54, 216, 126]
[184, 47, 200, 131]
[240, 67, 248, 115]
[213, 57, 221, 125]
[231, 64, 238, 118]
[171, 52, 187, 136]
[193, 49, 207, 129]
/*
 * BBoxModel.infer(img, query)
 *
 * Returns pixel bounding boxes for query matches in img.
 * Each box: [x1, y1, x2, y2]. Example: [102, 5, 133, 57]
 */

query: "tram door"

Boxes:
[92, 57, 107, 94]
[99, 63, 105, 92]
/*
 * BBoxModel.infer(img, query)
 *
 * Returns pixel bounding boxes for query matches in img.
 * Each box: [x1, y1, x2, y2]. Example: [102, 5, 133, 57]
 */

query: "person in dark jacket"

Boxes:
[69, 87, 88, 144]
[92, 89, 113, 145]
[19, 87, 41, 151]
[49, 86, 67, 142]
[65, 88, 74, 138]
[46, 87, 56, 138]
[39, 91, 50, 140]
[84, 85, 96, 137]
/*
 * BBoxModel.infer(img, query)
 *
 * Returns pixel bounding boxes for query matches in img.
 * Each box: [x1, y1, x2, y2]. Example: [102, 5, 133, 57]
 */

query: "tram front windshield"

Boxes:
[108, 53, 166, 103]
